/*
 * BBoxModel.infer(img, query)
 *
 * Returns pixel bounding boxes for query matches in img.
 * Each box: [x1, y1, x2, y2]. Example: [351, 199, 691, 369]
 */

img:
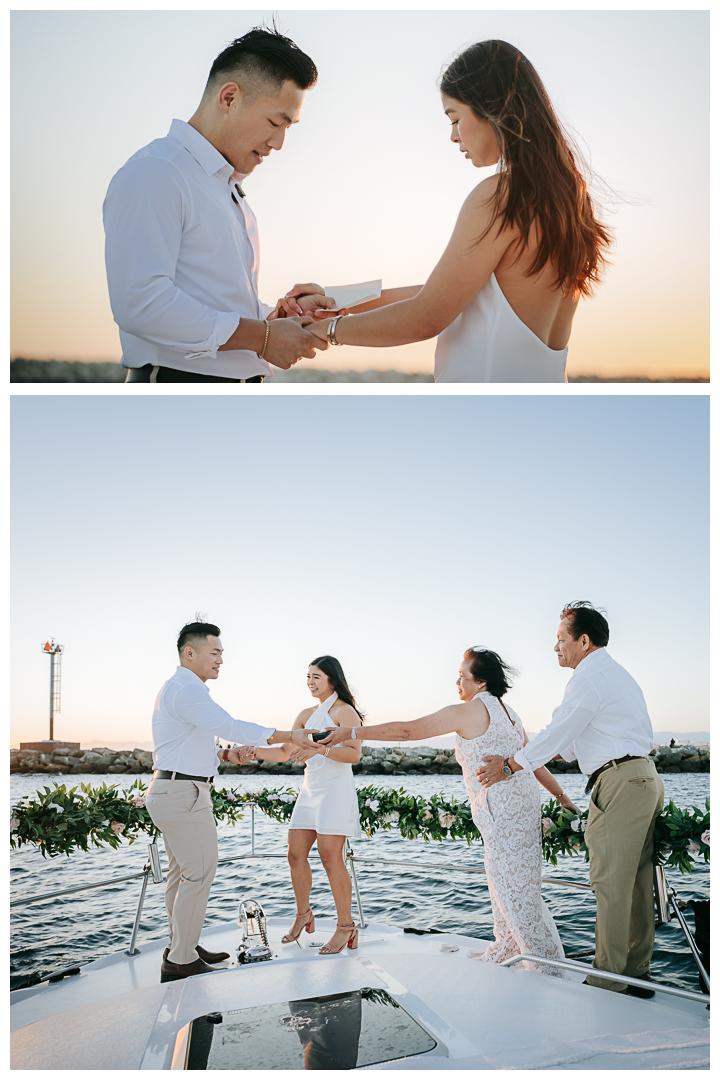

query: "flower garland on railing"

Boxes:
[9, 781, 709, 874]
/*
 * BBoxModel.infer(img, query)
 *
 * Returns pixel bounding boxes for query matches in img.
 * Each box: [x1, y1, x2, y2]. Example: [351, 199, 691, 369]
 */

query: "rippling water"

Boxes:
[10, 772, 709, 992]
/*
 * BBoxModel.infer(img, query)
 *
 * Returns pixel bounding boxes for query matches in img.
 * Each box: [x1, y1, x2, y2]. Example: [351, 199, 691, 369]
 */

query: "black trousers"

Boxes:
[125, 365, 264, 384]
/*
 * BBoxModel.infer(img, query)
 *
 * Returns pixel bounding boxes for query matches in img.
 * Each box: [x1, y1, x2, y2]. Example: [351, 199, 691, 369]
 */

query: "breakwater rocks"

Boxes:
[9, 742, 710, 777]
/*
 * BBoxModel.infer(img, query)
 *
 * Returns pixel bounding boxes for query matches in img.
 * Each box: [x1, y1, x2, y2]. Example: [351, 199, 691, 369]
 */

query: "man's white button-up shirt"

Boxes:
[103, 119, 274, 379]
[513, 648, 654, 776]
[152, 666, 274, 777]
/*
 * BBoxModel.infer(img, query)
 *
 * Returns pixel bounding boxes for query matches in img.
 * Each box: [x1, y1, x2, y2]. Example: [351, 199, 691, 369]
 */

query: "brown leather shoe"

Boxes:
[163, 944, 230, 965]
[160, 956, 219, 983]
[627, 973, 656, 998]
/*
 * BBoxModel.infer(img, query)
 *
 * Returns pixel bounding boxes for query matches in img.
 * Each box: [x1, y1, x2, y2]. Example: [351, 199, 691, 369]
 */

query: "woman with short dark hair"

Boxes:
[318, 648, 578, 974]
[283, 40, 612, 382]
[253, 656, 363, 954]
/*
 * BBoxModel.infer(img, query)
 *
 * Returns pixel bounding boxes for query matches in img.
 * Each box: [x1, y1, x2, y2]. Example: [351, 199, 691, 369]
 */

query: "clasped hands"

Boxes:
[287, 727, 334, 765]
[222, 745, 256, 765]
[269, 282, 346, 342]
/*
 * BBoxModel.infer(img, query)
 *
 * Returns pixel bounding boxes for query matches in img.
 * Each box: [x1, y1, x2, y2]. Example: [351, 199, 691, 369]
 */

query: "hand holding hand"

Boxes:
[291, 727, 314, 746]
[475, 754, 505, 789]
[271, 283, 345, 321]
[264, 316, 329, 369]
[228, 745, 256, 765]
[318, 726, 352, 747]
[289, 740, 320, 765]
[301, 315, 333, 342]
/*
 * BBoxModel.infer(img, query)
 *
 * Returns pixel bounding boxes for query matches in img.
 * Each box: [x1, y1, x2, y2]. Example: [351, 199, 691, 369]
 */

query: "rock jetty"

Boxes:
[9, 742, 709, 777]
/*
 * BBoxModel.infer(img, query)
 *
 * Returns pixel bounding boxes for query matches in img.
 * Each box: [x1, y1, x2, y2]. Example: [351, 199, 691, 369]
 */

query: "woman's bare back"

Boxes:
[494, 229, 580, 351]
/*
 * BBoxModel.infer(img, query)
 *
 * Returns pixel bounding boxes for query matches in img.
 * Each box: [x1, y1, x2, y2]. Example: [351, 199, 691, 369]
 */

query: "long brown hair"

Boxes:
[310, 655, 365, 723]
[440, 40, 612, 297]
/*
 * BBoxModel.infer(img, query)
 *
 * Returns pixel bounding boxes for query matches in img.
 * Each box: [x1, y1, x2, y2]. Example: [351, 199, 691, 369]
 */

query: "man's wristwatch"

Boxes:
[222, 748, 230, 762]
[502, 758, 513, 778]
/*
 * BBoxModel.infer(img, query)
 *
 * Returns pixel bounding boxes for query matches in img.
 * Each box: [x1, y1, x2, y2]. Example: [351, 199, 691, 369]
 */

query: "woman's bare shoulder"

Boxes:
[328, 700, 359, 726]
[294, 706, 316, 728]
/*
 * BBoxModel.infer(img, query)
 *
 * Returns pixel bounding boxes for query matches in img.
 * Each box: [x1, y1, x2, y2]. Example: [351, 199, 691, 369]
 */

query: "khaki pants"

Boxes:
[584, 757, 664, 992]
[145, 779, 218, 965]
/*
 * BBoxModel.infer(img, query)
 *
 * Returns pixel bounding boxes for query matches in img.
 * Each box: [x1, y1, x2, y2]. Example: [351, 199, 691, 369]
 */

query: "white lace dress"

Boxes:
[455, 691, 565, 975]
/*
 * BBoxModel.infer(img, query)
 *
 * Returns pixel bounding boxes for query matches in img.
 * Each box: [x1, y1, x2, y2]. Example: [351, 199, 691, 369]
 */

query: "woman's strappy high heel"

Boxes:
[281, 909, 315, 944]
[319, 922, 359, 954]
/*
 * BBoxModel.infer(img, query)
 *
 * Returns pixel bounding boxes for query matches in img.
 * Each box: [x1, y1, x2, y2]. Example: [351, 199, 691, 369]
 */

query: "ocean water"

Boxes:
[10, 772, 709, 992]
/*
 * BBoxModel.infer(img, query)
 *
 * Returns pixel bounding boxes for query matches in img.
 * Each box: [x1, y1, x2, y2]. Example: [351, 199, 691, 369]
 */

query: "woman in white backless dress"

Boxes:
[253, 655, 362, 955]
[315, 647, 579, 975]
[278, 41, 611, 382]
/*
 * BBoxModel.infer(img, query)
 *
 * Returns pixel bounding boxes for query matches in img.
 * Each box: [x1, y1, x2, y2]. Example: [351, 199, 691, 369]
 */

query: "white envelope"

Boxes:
[323, 279, 382, 311]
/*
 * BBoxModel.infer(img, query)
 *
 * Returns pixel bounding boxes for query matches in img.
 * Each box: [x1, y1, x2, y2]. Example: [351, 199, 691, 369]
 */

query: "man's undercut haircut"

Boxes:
[560, 602, 610, 648]
[177, 621, 221, 655]
[204, 26, 317, 103]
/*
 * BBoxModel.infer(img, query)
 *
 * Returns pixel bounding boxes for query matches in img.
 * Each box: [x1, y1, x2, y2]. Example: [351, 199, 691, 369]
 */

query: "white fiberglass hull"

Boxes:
[10, 917, 709, 1070]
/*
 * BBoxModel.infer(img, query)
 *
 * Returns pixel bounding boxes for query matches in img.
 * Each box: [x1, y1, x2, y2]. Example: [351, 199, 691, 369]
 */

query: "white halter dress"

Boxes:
[454, 691, 566, 975]
[434, 273, 568, 383]
[288, 692, 362, 839]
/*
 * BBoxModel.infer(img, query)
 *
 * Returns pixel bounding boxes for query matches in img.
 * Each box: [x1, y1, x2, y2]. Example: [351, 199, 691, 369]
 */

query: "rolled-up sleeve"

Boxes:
[173, 684, 274, 746]
[103, 157, 240, 359]
[514, 676, 600, 772]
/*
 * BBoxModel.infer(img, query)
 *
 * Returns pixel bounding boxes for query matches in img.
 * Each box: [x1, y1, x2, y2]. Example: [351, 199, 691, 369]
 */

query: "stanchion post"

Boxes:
[126, 866, 150, 956]
[345, 841, 368, 929]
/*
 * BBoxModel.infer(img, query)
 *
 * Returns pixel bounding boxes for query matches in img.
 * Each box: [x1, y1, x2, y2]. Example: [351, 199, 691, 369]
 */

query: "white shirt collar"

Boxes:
[174, 664, 209, 690]
[573, 647, 607, 675]
[168, 119, 233, 180]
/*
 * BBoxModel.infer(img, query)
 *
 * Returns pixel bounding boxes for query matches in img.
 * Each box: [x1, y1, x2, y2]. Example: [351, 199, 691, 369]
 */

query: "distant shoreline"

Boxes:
[10, 359, 709, 384]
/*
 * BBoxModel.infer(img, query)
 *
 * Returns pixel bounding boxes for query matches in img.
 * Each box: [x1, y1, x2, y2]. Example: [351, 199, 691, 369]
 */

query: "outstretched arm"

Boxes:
[303, 175, 511, 347]
[318, 704, 464, 748]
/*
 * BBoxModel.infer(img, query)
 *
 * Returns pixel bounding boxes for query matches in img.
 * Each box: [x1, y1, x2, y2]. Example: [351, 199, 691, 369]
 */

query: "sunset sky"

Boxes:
[10, 8, 709, 379]
[10, 394, 708, 748]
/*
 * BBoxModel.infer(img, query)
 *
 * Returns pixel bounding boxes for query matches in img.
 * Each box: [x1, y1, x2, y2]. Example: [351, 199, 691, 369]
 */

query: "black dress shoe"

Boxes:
[627, 974, 656, 998]
[160, 956, 219, 983]
[163, 944, 230, 965]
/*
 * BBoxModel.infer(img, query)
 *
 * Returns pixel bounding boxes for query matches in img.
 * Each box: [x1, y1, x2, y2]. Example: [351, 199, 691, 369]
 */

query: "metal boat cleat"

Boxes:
[237, 899, 273, 964]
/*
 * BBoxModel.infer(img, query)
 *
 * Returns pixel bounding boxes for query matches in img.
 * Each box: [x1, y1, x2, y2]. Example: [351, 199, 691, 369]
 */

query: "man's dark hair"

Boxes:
[204, 26, 317, 101]
[177, 621, 221, 654]
[560, 602, 609, 648]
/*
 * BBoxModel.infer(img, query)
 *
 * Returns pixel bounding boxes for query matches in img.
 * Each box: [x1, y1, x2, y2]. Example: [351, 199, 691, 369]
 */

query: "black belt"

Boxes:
[584, 754, 646, 795]
[153, 770, 214, 784]
[125, 364, 264, 384]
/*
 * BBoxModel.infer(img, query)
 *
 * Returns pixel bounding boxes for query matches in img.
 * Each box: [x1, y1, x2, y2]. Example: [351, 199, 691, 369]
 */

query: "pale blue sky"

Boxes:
[10, 8, 709, 376]
[10, 395, 709, 747]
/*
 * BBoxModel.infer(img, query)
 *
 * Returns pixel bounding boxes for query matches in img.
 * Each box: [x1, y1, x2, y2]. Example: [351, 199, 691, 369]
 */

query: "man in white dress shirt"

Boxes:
[475, 602, 664, 996]
[103, 28, 332, 383]
[146, 620, 304, 982]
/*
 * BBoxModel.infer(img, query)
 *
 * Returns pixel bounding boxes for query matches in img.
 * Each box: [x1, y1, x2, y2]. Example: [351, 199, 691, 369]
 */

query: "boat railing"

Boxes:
[499, 955, 710, 1006]
[10, 801, 708, 995]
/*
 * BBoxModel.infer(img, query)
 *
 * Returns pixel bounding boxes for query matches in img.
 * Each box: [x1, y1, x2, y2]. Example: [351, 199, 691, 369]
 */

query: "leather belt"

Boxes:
[152, 770, 214, 784]
[584, 754, 646, 795]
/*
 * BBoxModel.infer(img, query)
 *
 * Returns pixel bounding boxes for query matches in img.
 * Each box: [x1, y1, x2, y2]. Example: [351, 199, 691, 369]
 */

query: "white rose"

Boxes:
[225, 793, 237, 802]
[570, 819, 581, 833]
[421, 808, 433, 822]
[281, 794, 295, 803]
[370, 800, 380, 812]
[701, 830, 710, 846]
[267, 794, 278, 801]
[439, 811, 455, 828]
[580, 820, 587, 832]
[542, 817, 555, 835]
[47, 803, 63, 814]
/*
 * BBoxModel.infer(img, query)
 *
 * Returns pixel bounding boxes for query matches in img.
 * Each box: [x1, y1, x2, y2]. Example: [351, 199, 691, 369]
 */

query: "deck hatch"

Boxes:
[183, 987, 437, 1069]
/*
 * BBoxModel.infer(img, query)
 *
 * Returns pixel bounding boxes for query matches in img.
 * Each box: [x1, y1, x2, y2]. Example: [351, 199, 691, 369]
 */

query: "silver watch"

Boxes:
[351, 727, 357, 740]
